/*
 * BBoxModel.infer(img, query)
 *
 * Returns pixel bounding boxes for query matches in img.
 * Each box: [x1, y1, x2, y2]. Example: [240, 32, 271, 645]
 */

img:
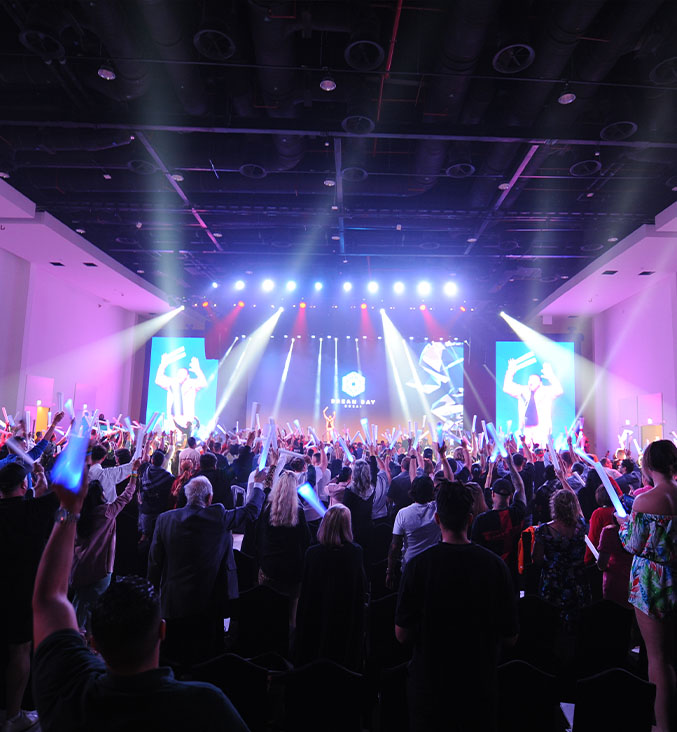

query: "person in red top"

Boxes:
[584, 485, 616, 564]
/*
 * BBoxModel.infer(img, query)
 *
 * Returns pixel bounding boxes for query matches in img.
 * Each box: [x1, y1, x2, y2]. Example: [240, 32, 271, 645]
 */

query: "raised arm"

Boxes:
[506, 452, 526, 505]
[541, 362, 564, 398]
[222, 469, 267, 531]
[437, 442, 453, 481]
[503, 359, 524, 399]
[189, 357, 208, 390]
[155, 353, 172, 390]
[41, 411, 65, 447]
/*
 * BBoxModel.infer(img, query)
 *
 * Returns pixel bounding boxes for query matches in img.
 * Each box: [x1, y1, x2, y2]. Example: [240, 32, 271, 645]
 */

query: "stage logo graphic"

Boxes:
[342, 371, 366, 398]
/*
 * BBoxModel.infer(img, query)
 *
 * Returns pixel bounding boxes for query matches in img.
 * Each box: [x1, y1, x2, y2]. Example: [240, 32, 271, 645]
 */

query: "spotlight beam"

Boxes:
[272, 337, 296, 418]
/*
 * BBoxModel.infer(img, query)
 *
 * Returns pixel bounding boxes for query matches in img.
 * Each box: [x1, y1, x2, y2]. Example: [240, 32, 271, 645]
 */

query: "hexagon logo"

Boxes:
[342, 370, 366, 398]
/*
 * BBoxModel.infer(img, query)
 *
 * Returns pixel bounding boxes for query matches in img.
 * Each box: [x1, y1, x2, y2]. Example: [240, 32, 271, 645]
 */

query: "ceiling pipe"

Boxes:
[138, 0, 208, 116]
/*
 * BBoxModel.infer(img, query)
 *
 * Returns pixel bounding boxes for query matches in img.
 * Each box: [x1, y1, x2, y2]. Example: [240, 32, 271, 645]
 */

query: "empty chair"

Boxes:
[276, 659, 370, 732]
[504, 595, 560, 672]
[368, 593, 411, 669]
[377, 662, 409, 732]
[191, 653, 271, 732]
[572, 599, 633, 677]
[233, 584, 290, 658]
[233, 548, 258, 593]
[497, 660, 562, 732]
[572, 668, 655, 732]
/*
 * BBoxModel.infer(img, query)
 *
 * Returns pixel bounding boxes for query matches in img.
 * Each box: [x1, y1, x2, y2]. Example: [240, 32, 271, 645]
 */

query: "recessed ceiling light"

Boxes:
[136, 269, 145, 274]
[102, 172, 112, 180]
[171, 172, 184, 182]
[75, 228, 86, 235]
[323, 178, 336, 187]
[607, 236, 618, 242]
[331, 235, 340, 241]
[319, 72, 336, 92]
[557, 88, 576, 105]
[0, 171, 10, 179]
[586, 191, 595, 198]
[498, 182, 511, 190]
[213, 232, 223, 238]
[136, 221, 143, 229]
[97, 64, 116, 81]
[467, 237, 477, 243]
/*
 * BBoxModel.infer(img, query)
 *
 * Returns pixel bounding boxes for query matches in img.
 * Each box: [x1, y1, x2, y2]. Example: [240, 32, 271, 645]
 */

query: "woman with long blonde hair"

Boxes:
[255, 471, 311, 629]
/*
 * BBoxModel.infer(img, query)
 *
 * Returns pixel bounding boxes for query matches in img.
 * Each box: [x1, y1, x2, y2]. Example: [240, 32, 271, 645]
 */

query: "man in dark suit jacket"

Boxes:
[148, 470, 265, 662]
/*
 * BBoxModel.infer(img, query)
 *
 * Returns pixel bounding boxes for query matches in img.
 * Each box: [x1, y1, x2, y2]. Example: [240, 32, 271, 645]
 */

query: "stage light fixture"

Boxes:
[202, 301, 209, 308]
[557, 84, 576, 105]
[286, 280, 297, 292]
[234, 280, 245, 290]
[211, 281, 218, 289]
[314, 281, 323, 291]
[262, 278, 275, 292]
[460, 306, 467, 312]
[343, 281, 353, 292]
[443, 281, 458, 296]
[97, 64, 116, 81]
[393, 281, 405, 294]
[420, 304, 427, 311]
[319, 71, 336, 92]
[360, 303, 367, 310]
[237, 301, 245, 308]
[300, 302, 307, 309]
[417, 281, 432, 296]
[367, 281, 379, 294]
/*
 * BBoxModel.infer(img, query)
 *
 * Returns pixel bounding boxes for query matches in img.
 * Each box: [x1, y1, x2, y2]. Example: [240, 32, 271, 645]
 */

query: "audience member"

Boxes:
[137, 450, 173, 543]
[342, 459, 375, 560]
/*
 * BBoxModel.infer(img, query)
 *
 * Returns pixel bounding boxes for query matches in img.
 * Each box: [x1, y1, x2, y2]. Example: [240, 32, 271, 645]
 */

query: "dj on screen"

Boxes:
[502, 359, 563, 446]
[154, 346, 208, 430]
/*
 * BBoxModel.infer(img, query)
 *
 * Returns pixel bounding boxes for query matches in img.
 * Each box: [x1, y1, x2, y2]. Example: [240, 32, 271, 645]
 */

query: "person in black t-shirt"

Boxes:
[395, 480, 518, 732]
[31, 470, 248, 732]
[470, 452, 527, 587]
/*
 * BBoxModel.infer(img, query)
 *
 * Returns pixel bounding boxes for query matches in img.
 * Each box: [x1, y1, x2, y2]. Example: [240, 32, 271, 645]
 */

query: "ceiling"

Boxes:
[2, 0, 677, 317]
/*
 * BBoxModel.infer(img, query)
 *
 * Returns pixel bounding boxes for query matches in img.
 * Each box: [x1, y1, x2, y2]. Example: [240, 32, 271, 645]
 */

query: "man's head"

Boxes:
[312, 451, 322, 465]
[492, 478, 515, 507]
[151, 450, 166, 468]
[400, 456, 411, 472]
[620, 458, 635, 475]
[91, 444, 108, 464]
[435, 480, 474, 534]
[423, 447, 433, 461]
[184, 476, 213, 506]
[186, 436, 196, 449]
[512, 453, 525, 471]
[199, 452, 217, 472]
[176, 367, 189, 384]
[90, 576, 164, 673]
[527, 374, 542, 392]
[0, 463, 28, 498]
[289, 457, 306, 473]
[409, 475, 435, 504]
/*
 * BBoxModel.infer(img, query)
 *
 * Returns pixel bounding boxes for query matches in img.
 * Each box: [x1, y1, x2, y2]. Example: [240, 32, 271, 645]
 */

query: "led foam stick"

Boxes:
[390, 429, 402, 449]
[353, 431, 364, 445]
[64, 399, 75, 421]
[51, 433, 89, 492]
[413, 429, 422, 449]
[408, 421, 412, 438]
[471, 415, 477, 434]
[294, 419, 302, 434]
[478, 432, 485, 449]
[7, 414, 14, 427]
[574, 447, 627, 518]
[633, 439, 641, 456]
[436, 423, 444, 449]
[422, 415, 427, 429]
[309, 426, 321, 445]
[25, 411, 31, 436]
[5, 437, 35, 468]
[2, 407, 8, 426]
[486, 423, 507, 458]
[372, 424, 378, 445]
[236, 420, 239, 434]
[360, 418, 371, 446]
[250, 402, 260, 431]
[297, 482, 327, 517]
[338, 436, 355, 463]
[584, 535, 600, 561]
[56, 392, 63, 412]
[258, 423, 275, 471]
[0, 420, 5, 430]
[123, 417, 134, 434]
[546, 434, 559, 470]
[414, 422, 419, 440]
[287, 422, 294, 436]
[132, 426, 147, 461]
[256, 413, 261, 430]
[270, 419, 278, 450]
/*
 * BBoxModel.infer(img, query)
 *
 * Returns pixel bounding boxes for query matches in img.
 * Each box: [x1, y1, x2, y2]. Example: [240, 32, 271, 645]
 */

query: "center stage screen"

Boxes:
[248, 338, 464, 436]
[495, 340, 575, 447]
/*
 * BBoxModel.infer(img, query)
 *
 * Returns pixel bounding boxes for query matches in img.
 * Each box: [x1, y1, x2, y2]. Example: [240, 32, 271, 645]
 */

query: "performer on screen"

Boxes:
[155, 351, 207, 429]
[502, 359, 563, 446]
[323, 406, 336, 441]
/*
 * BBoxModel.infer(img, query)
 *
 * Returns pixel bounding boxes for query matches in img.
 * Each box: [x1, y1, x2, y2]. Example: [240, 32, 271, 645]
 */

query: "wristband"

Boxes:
[130, 472, 138, 479]
[55, 507, 80, 525]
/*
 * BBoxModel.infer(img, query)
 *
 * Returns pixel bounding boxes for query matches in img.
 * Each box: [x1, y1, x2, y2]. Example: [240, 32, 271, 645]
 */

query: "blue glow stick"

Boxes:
[64, 399, 75, 421]
[298, 482, 326, 517]
[258, 424, 274, 471]
[338, 436, 354, 463]
[360, 418, 371, 446]
[574, 447, 627, 518]
[471, 415, 477, 434]
[51, 433, 88, 492]
[633, 439, 641, 456]
[372, 424, 378, 445]
[5, 437, 35, 468]
[413, 429, 422, 449]
[390, 429, 402, 449]
[486, 422, 507, 458]
[293, 419, 302, 434]
[436, 423, 444, 449]
[123, 416, 133, 434]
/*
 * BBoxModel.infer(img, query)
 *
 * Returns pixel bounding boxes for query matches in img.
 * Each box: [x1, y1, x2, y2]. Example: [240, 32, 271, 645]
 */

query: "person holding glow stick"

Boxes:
[617, 440, 677, 732]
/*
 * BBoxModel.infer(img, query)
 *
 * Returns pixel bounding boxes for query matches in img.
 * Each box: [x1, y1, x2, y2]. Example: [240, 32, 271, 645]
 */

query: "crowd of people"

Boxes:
[0, 409, 676, 732]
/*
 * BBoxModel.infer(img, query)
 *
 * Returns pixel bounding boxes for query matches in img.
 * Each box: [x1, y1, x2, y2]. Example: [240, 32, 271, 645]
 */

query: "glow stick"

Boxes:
[123, 417, 133, 434]
[584, 535, 600, 561]
[436, 423, 444, 449]
[287, 422, 294, 436]
[546, 434, 559, 470]
[132, 427, 146, 461]
[574, 447, 627, 518]
[414, 422, 419, 440]
[298, 482, 327, 517]
[256, 413, 261, 430]
[309, 426, 321, 445]
[25, 411, 31, 435]
[338, 436, 354, 462]
[413, 429, 422, 449]
[478, 432, 485, 449]
[64, 399, 75, 420]
[2, 407, 8, 426]
[360, 418, 371, 446]
[56, 392, 63, 412]
[408, 421, 412, 437]
[471, 415, 477, 434]
[236, 420, 239, 434]
[250, 402, 259, 430]
[0, 419, 5, 429]
[422, 415, 427, 429]
[353, 430, 364, 445]
[294, 419, 302, 434]
[372, 424, 378, 445]
[633, 439, 641, 456]
[146, 411, 159, 433]
[7, 414, 14, 427]
[514, 350, 535, 365]
[216, 424, 227, 435]
[51, 433, 88, 492]
[5, 437, 35, 468]
[258, 423, 274, 471]
[390, 429, 402, 449]
[486, 423, 507, 458]
[88, 409, 100, 431]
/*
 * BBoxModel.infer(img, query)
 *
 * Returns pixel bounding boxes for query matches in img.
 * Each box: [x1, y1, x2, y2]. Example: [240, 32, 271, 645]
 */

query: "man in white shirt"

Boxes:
[155, 354, 207, 430]
[178, 436, 201, 471]
[88, 444, 135, 504]
[311, 448, 331, 503]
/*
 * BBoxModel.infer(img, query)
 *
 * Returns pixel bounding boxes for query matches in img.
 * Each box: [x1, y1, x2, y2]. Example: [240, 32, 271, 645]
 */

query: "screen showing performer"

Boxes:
[145, 337, 218, 434]
[495, 340, 575, 446]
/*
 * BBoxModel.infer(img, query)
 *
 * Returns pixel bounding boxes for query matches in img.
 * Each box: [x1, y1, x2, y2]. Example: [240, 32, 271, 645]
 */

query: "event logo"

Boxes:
[342, 371, 366, 398]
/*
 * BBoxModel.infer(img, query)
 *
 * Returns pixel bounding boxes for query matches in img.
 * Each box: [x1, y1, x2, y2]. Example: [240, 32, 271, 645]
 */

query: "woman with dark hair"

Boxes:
[295, 505, 367, 670]
[70, 464, 139, 630]
[386, 476, 440, 590]
[618, 440, 677, 732]
[531, 464, 561, 524]
[327, 466, 351, 506]
[532, 488, 590, 626]
[367, 451, 390, 520]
